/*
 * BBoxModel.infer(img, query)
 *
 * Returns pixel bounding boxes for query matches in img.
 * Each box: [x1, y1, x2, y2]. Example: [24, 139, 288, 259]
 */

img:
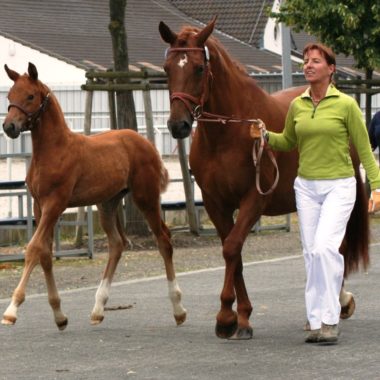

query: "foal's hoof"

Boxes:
[228, 326, 253, 340]
[340, 295, 355, 319]
[56, 318, 68, 331]
[90, 315, 104, 325]
[1, 315, 16, 326]
[174, 312, 187, 326]
[215, 319, 238, 339]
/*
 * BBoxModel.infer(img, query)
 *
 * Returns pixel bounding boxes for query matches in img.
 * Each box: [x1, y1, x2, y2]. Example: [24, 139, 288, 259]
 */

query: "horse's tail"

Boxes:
[341, 169, 370, 277]
[159, 156, 169, 193]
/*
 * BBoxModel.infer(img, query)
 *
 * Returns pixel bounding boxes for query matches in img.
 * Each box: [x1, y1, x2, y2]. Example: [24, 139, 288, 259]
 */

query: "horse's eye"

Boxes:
[27, 94, 34, 101]
[196, 65, 204, 76]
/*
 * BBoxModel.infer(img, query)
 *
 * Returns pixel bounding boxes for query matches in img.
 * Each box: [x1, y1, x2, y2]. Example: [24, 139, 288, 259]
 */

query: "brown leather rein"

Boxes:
[166, 46, 279, 195]
[7, 92, 50, 131]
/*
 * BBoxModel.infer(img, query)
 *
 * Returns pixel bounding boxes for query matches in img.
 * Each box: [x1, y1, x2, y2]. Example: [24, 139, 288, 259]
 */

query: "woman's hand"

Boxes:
[250, 119, 266, 139]
[368, 189, 380, 213]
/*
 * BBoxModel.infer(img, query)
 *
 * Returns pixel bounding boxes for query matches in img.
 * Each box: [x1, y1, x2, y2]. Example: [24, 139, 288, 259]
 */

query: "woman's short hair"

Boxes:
[303, 43, 336, 66]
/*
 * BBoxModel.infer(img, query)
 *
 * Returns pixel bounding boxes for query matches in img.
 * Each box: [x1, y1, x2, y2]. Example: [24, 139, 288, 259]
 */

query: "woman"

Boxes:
[251, 43, 380, 344]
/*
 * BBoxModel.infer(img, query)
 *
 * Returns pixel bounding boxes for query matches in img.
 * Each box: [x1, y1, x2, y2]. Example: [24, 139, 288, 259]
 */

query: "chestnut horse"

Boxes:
[159, 18, 365, 339]
[1, 63, 186, 330]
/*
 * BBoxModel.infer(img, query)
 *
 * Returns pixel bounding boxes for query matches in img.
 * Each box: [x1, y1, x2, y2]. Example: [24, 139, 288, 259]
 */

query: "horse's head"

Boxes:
[2, 63, 50, 139]
[159, 17, 216, 139]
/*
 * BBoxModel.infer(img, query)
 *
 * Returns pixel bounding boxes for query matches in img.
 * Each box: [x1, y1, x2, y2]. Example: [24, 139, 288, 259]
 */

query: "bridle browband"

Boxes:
[165, 45, 279, 195]
[7, 92, 50, 131]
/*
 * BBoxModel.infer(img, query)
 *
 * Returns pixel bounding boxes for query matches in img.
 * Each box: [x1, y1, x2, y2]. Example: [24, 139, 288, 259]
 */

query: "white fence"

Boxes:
[1, 74, 380, 158]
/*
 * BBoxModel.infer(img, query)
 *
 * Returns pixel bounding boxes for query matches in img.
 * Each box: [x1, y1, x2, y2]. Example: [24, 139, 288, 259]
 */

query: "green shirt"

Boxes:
[267, 85, 380, 190]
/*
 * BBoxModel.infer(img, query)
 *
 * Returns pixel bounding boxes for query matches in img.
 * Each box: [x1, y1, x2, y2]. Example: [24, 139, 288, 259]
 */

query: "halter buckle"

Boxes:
[193, 105, 203, 120]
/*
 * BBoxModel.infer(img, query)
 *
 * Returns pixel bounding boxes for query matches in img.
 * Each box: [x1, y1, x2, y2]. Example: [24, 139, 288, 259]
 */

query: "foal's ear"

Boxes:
[159, 21, 177, 44]
[28, 62, 38, 81]
[4, 64, 20, 82]
[196, 16, 217, 46]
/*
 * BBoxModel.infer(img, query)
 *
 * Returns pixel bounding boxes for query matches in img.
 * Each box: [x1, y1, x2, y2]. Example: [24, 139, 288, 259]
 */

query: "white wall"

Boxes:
[263, 0, 282, 55]
[0, 36, 86, 87]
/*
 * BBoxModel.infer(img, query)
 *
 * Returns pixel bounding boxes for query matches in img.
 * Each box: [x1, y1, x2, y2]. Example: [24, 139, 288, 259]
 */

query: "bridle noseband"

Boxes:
[7, 92, 50, 131]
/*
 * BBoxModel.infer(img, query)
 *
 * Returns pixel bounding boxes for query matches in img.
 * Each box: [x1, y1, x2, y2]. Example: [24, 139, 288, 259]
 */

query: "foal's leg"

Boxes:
[91, 199, 125, 324]
[2, 202, 67, 329]
[132, 192, 186, 325]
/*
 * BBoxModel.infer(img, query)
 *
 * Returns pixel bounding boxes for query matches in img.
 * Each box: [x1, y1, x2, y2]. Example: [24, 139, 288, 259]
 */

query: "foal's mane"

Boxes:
[178, 26, 249, 78]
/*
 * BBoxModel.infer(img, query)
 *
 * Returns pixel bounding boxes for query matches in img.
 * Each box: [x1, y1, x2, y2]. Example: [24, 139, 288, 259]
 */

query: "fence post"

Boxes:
[75, 87, 93, 246]
[177, 139, 199, 234]
[141, 68, 156, 145]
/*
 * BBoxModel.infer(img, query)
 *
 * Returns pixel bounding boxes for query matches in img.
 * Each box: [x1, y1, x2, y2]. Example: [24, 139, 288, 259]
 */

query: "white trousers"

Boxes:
[294, 176, 356, 330]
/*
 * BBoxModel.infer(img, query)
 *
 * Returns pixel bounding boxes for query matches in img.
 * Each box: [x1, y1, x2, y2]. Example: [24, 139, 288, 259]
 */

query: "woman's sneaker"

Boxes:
[318, 323, 339, 344]
[305, 328, 320, 343]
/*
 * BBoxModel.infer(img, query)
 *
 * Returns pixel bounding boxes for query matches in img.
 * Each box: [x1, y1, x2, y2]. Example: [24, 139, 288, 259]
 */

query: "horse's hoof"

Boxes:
[340, 295, 355, 319]
[56, 318, 68, 331]
[228, 326, 253, 340]
[174, 312, 187, 326]
[1, 315, 16, 326]
[90, 315, 104, 325]
[215, 319, 238, 339]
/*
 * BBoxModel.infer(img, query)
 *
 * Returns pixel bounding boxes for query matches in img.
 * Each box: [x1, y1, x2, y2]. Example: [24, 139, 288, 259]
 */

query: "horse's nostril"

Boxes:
[3, 122, 19, 139]
[168, 120, 192, 139]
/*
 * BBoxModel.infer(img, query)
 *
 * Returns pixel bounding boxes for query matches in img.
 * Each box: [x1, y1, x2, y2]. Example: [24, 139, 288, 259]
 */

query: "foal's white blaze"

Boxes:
[178, 54, 188, 68]
[92, 278, 111, 318]
[168, 279, 186, 317]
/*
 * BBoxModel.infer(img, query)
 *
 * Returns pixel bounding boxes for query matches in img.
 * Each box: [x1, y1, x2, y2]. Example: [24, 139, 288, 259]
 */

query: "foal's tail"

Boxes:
[341, 170, 370, 277]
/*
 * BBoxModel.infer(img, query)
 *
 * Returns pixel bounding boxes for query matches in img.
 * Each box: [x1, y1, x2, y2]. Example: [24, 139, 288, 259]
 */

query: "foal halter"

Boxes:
[8, 92, 50, 131]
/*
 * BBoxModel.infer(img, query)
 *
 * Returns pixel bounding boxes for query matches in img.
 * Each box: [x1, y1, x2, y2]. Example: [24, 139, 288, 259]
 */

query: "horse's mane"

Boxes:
[178, 26, 249, 78]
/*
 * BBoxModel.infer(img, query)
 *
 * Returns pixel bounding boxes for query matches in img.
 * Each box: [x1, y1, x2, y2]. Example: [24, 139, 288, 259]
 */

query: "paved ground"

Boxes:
[0, 244, 379, 380]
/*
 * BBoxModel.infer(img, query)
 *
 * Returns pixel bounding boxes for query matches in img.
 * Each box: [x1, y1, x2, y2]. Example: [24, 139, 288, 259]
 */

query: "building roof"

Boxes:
[0, 0, 300, 75]
[167, 0, 273, 48]
[0, 0, 369, 78]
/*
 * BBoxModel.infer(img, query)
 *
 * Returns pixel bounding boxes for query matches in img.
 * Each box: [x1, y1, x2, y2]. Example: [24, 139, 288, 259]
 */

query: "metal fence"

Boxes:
[1, 73, 380, 157]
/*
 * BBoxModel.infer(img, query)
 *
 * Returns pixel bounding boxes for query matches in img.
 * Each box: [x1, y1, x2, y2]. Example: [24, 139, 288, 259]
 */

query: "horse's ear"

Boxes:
[196, 16, 217, 46]
[159, 21, 177, 44]
[28, 62, 38, 81]
[4, 64, 20, 82]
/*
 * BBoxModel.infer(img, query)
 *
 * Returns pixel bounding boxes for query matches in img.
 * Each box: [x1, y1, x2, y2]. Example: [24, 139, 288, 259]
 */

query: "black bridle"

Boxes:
[7, 92, 50, 131]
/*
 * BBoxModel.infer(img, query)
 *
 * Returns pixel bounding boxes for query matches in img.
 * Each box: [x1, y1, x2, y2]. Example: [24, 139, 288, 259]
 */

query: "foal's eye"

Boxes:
[27, 94, 34, 101]
[195, 65, 204, 76]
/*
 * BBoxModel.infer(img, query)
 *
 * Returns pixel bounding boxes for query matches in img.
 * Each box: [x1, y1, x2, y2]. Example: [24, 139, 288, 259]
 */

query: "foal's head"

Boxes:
[3, 62, 50, 139]
[159, 17, 216, 139]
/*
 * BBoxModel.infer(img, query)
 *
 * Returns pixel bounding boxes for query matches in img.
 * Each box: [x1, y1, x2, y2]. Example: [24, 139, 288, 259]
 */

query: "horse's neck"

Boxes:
[31, 96, 72, 155]
[207, 64, 268, 117]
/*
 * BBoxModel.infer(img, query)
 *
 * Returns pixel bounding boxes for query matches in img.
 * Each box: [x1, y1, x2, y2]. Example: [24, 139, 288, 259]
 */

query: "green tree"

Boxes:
[273, 0, 380, 125]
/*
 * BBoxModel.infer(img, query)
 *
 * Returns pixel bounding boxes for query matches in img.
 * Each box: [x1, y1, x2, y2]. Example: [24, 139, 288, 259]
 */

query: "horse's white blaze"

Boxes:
[178, 54, 188, 68]
[168, 279, 186, 316]
[92, 279, 110, 317]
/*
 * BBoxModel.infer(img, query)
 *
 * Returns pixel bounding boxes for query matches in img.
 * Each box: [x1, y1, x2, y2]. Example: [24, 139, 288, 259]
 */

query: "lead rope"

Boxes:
[252, 129, 280, 195]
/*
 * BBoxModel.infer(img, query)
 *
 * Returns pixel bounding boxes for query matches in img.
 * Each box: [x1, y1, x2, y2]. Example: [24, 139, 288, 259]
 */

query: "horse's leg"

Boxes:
[205, 194, 262, 339]
[91, 198, 125, 324]
[2, 201, 67, 329]
[339, 281, 356, 319]
[132, 186, 186, 325]
[201, 194, 248, 338]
